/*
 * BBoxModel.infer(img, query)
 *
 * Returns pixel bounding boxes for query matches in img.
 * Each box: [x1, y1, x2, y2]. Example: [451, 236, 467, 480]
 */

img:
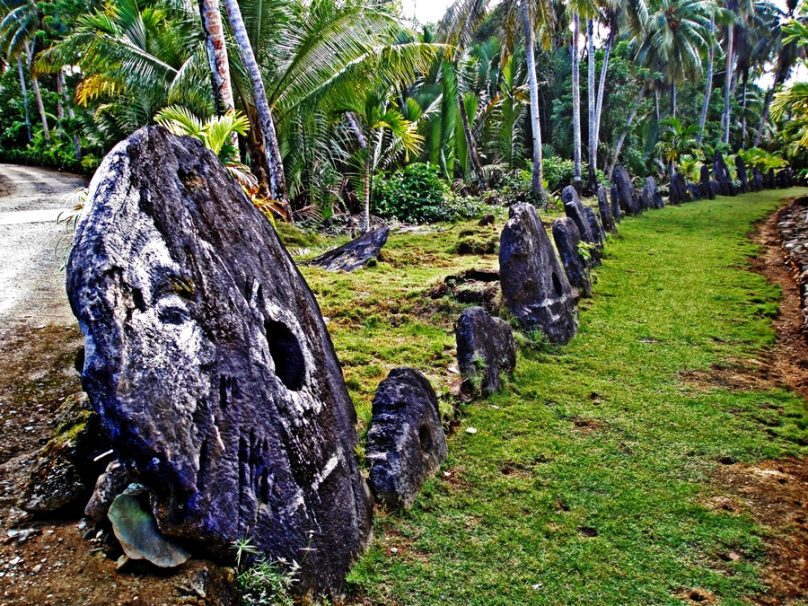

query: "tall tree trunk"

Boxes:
[722, 23, 734, 145]
[586, 18, 597, 192]
[55, 72, 65, 121]
[26, 42, 50, 142]
[653, 87, 660, 123]
[199, 0, 237, 148]
[670, 82, 676, 118]
[361, 147, 371, 233]
[571, 10, 582, 191]
[222, 0, 290, 215]
[593, 24, 614, 151]
[346, 112, 367, 148]
[754, 53, 789, 146]
[16, 58, 32, 142]
[58, 71, 82, 160]
[740, 73, 748, 148]
[522, 0, 547, 203]
[458, 92, 486, 189]
[697, 14, 715, 146]
[608, 83, 647, 179]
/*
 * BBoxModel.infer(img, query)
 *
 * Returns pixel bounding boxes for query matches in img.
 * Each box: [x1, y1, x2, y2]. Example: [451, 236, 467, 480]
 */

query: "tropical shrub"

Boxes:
[372, 162, 450, 223]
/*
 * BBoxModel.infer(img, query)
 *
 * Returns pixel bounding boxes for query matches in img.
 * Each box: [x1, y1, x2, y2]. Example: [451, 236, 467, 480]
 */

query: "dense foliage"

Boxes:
[0, 0, 806, 223]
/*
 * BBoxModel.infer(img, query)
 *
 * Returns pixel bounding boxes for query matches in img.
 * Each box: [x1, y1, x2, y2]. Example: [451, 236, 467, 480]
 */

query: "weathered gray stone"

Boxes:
[310, 226, 389, 271]
[562, 186, 601, 265]
[710, 179, 721, 197]
[767, 168, 777, 188]
[499, 203, 577, 344]
[752, 167, 764, 191]
[687, 183, 702, 201]
[366, 368, 447, 509]
[613, 166, 641, 215]
[713, 151, 736, 196]
[777, 167, 793, 188]
[66, 126, 372, 595]
[669, 172, 690, 205]
[455, 306, 516, 396]
[552, 218, 591, 298]
[700, 165, 714, 199]
[735, 156, 749, 193]
[583, 206, 604, 249]
[597, 185, 616, 233]
[642, 176, 664, 209]
[610, 184, 622, 223]
[85, 459, 134, 523]
[108, 491, 191, 568]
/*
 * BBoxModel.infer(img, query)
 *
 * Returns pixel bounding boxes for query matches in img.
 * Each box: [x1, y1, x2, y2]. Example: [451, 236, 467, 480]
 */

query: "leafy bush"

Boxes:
[0, 133, 87, 173]
[373, 163, 490, 223]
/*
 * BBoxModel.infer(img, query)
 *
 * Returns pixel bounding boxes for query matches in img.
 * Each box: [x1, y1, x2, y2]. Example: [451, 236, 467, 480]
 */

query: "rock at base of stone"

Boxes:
[687, 183, 702, 202]
[552, 218, 592, 299]
[108, 490, 191, 568]
[597, 185, 616, 232]
[310, 226, 389, 271]
[562, 185, 602, 266]
[66, 126, 372, 596]
[455, 307, 516, 396]
[366, 368, 447, 509]
[752, 167, 764, 192]
[85, 459, 135, 523]
[18, 393, 109, 515]
[613, 166, 641, 215]
[777, 168, 793, 188]
[767, 168, 777, 189]
[499, 203, 577, 344]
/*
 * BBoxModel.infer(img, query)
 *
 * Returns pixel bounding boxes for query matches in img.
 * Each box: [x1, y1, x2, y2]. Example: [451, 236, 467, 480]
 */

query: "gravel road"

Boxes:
[0, 163, 87, 326]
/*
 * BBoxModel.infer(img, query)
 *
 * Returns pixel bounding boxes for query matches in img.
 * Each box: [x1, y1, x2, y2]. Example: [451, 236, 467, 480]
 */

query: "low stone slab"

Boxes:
[455, 306, 516, 396]
[310, 226, 389, 271]
[552, 218, 591, 299]
[500, 203, 577, 344]
[366, 368, 447, 509]
[66, 126, 372, 595]
[752, 167, 764, 191]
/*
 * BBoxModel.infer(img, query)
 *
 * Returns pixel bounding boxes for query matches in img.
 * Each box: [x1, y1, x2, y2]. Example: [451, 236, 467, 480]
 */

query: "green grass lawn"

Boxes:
[295, 188, 808, 605]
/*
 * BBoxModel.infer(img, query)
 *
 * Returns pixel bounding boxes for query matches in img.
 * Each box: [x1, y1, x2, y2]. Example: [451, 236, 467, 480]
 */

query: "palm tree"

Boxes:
[198, 0, 236, 153]
[222, 0, 288, 206]
[570, 8, 582, 190]
[720, 0, 753, 145]
[696, 9, 716, 145]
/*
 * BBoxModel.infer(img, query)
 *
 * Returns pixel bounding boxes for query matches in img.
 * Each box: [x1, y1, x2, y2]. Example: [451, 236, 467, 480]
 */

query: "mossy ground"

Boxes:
[288, 188, 808, 605]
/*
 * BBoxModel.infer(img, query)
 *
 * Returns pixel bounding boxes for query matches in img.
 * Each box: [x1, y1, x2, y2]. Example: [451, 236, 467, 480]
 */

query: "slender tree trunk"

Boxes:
[346, 112, 367, 148]
[608, 83, 647, 179]
[55, 72, 65, 121]
[199, 0, 238, 149]
[222, 0, 290, 214]
[593, 25, 614, 150]
[722, 23, 735, 145]
[586, 18, 597, 191]
[754, 52, 789, 146]
[741, 73, 748, 148]
[670, 82, 676, 118]
[26, 43, 50, 142]
[458, 92, 486, 189]
[653, 87, 660, 123]
[571, 11, 582, 190]
[522, 0, 546, 202]
[58, 71, 82, 160]
[16, 58, 32, 142]
[697, 14, 715, 146]
[361, 147, 371, 233]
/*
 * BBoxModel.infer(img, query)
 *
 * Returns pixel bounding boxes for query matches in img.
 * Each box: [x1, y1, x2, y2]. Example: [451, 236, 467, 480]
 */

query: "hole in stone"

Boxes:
[260, 468, 270, 504]
[132, 287, 146, 312]
[419, 424, 432, 452]
[552, 272, 563, 297]
[263, 320, 305, 390]
[219, 375, 235, 409]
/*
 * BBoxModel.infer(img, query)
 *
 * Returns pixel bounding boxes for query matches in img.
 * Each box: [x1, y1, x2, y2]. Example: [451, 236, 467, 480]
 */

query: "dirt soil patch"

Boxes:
[713, 203, 808, 605]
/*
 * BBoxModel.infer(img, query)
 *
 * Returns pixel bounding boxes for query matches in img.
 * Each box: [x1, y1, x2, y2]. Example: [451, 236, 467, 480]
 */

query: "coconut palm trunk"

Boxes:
[586, 17, 597, 191]
[522, 0, 547, 202]
[696, 14, 715, 145]
[608, 82, 647, 179]
[57, 71, 82, 160]
[16, 58, 32, 142]
[670, 82, 676, 118]
[721, 23, 734, 145]
[593, 24, 614, 158]
[55, 72, 64, 121]
[754, 53, 789, 146]
[571, 10, 582, 190]
[199, 0, 235, 115]
[458, 95, 486, 189]
[25, 42, 49, 142]
[361, 146, 371, 233]
[222, 0, 289, 212]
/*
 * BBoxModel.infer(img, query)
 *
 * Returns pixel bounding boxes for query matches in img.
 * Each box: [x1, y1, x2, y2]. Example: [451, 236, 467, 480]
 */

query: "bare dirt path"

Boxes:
[0, 163, 87, 327]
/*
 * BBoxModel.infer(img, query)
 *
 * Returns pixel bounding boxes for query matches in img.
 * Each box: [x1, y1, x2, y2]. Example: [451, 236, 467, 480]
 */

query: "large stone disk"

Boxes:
[66, 127, 373, 594]
[499, 203, 577, 344]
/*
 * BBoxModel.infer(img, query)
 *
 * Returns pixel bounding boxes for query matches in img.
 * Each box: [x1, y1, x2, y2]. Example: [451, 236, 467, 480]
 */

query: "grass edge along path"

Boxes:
[301, 188, 808, 606]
